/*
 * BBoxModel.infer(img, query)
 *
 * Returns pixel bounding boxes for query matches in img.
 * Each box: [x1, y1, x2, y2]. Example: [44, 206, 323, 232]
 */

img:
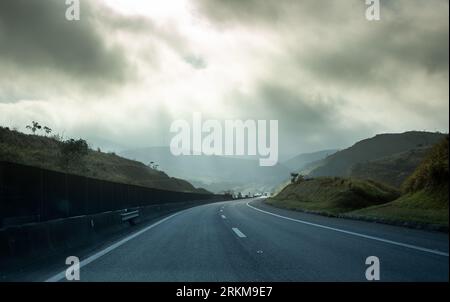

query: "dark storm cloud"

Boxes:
[0, 0, 129, 83]
[254, 84, 337, 128]
[193, 0, 448, 153]
[300, 15, 449, 88]
[225, 82, 379, 154]
[195, 0, 449, 87]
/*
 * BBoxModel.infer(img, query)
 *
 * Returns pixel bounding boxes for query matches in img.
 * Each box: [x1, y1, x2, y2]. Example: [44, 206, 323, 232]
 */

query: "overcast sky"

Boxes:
[0, 0, 448, 157]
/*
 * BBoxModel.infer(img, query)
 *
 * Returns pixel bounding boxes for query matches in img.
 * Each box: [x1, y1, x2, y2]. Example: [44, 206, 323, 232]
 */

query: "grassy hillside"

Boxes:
[0, 126, 209, 193]
[402, 136, 449, 192]
[267, 177, 399, 215]
[309, 131, 445, 178]
[350, 185, 448, 226]
[349, 147, 431, 187]
[351, 136, 449, 227]
[269, 136, 449, 229]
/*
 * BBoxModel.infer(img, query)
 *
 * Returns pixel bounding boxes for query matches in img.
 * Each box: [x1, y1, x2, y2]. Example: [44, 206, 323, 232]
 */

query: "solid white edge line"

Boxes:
[232, 227, 247, 238]
[247, 201, 449, 257]
[45, 211, 181, 282]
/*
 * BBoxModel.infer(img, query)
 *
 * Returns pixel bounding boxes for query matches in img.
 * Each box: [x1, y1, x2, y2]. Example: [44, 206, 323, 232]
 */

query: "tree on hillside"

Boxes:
[26, 121, 53, 136]
[26, 121, 42, 134]
[43, 126, 52, 135]
[290, 172, 305, 184]
[147, 161, 159, 170]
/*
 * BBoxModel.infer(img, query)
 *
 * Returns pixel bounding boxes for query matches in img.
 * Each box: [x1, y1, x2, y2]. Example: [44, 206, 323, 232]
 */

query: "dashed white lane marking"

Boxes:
[246, 202, 449, 257]
[45, 212, 181, 282]
[232, 227, 247, 238]
[221, 215, 227, 219]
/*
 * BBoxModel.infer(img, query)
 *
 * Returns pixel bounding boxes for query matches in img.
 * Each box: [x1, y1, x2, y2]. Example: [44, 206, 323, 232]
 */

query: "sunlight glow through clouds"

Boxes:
[101, 0, 278, 119]
[103, 0, 190, 23]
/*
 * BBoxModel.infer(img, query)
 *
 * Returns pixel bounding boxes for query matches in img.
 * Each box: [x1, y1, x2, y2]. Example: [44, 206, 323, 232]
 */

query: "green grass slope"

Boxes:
[0, 126, 209, 193]
[267, 177, 399, 215]
[350, 136, 449, 227]
[350, 186, 448, 226]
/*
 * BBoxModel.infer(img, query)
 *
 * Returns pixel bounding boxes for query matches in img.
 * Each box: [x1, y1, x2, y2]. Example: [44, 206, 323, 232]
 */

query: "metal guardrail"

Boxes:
[120, 209, 139, 225]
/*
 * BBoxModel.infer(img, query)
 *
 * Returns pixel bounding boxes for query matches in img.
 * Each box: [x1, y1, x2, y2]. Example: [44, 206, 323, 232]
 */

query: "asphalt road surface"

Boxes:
[46, 198, 449, 282]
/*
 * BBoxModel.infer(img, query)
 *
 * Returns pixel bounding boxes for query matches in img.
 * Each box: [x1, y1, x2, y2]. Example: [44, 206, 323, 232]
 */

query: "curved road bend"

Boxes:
[46, 198, 449, 282]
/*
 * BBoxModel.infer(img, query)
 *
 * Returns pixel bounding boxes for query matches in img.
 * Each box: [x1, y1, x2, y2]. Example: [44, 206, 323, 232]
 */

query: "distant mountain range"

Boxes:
[283, 149, 339, 172]
[120, 147, 295, 194]
[120, 131, 446, 193]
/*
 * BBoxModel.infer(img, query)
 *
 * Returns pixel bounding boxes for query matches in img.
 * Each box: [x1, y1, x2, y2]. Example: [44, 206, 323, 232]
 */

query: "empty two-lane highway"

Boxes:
[46, 199, 449, 282]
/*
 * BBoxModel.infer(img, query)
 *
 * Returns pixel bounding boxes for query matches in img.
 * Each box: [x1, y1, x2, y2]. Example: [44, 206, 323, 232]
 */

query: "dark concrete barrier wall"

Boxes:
[0, 161, 222, 227]
[0, 199, 218, 271]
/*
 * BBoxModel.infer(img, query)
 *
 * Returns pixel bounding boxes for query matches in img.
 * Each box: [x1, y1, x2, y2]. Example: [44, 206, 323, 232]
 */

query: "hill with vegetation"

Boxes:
[308, 131, 445, 180]
[268, 136, 449, 229]
[350, 136, 449, 227]
[349, 147, 432, 187]
[267, 177, 399, 215]
[0, 126, 209, 193]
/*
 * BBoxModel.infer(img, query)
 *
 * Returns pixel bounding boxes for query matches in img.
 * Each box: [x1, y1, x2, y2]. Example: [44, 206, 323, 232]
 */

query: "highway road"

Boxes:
[46, 198, 449, 282]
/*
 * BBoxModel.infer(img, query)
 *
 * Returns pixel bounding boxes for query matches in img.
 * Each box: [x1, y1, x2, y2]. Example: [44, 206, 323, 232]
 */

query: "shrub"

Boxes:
[60, 138, 89, 168]
[402, 136, 449, 193]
